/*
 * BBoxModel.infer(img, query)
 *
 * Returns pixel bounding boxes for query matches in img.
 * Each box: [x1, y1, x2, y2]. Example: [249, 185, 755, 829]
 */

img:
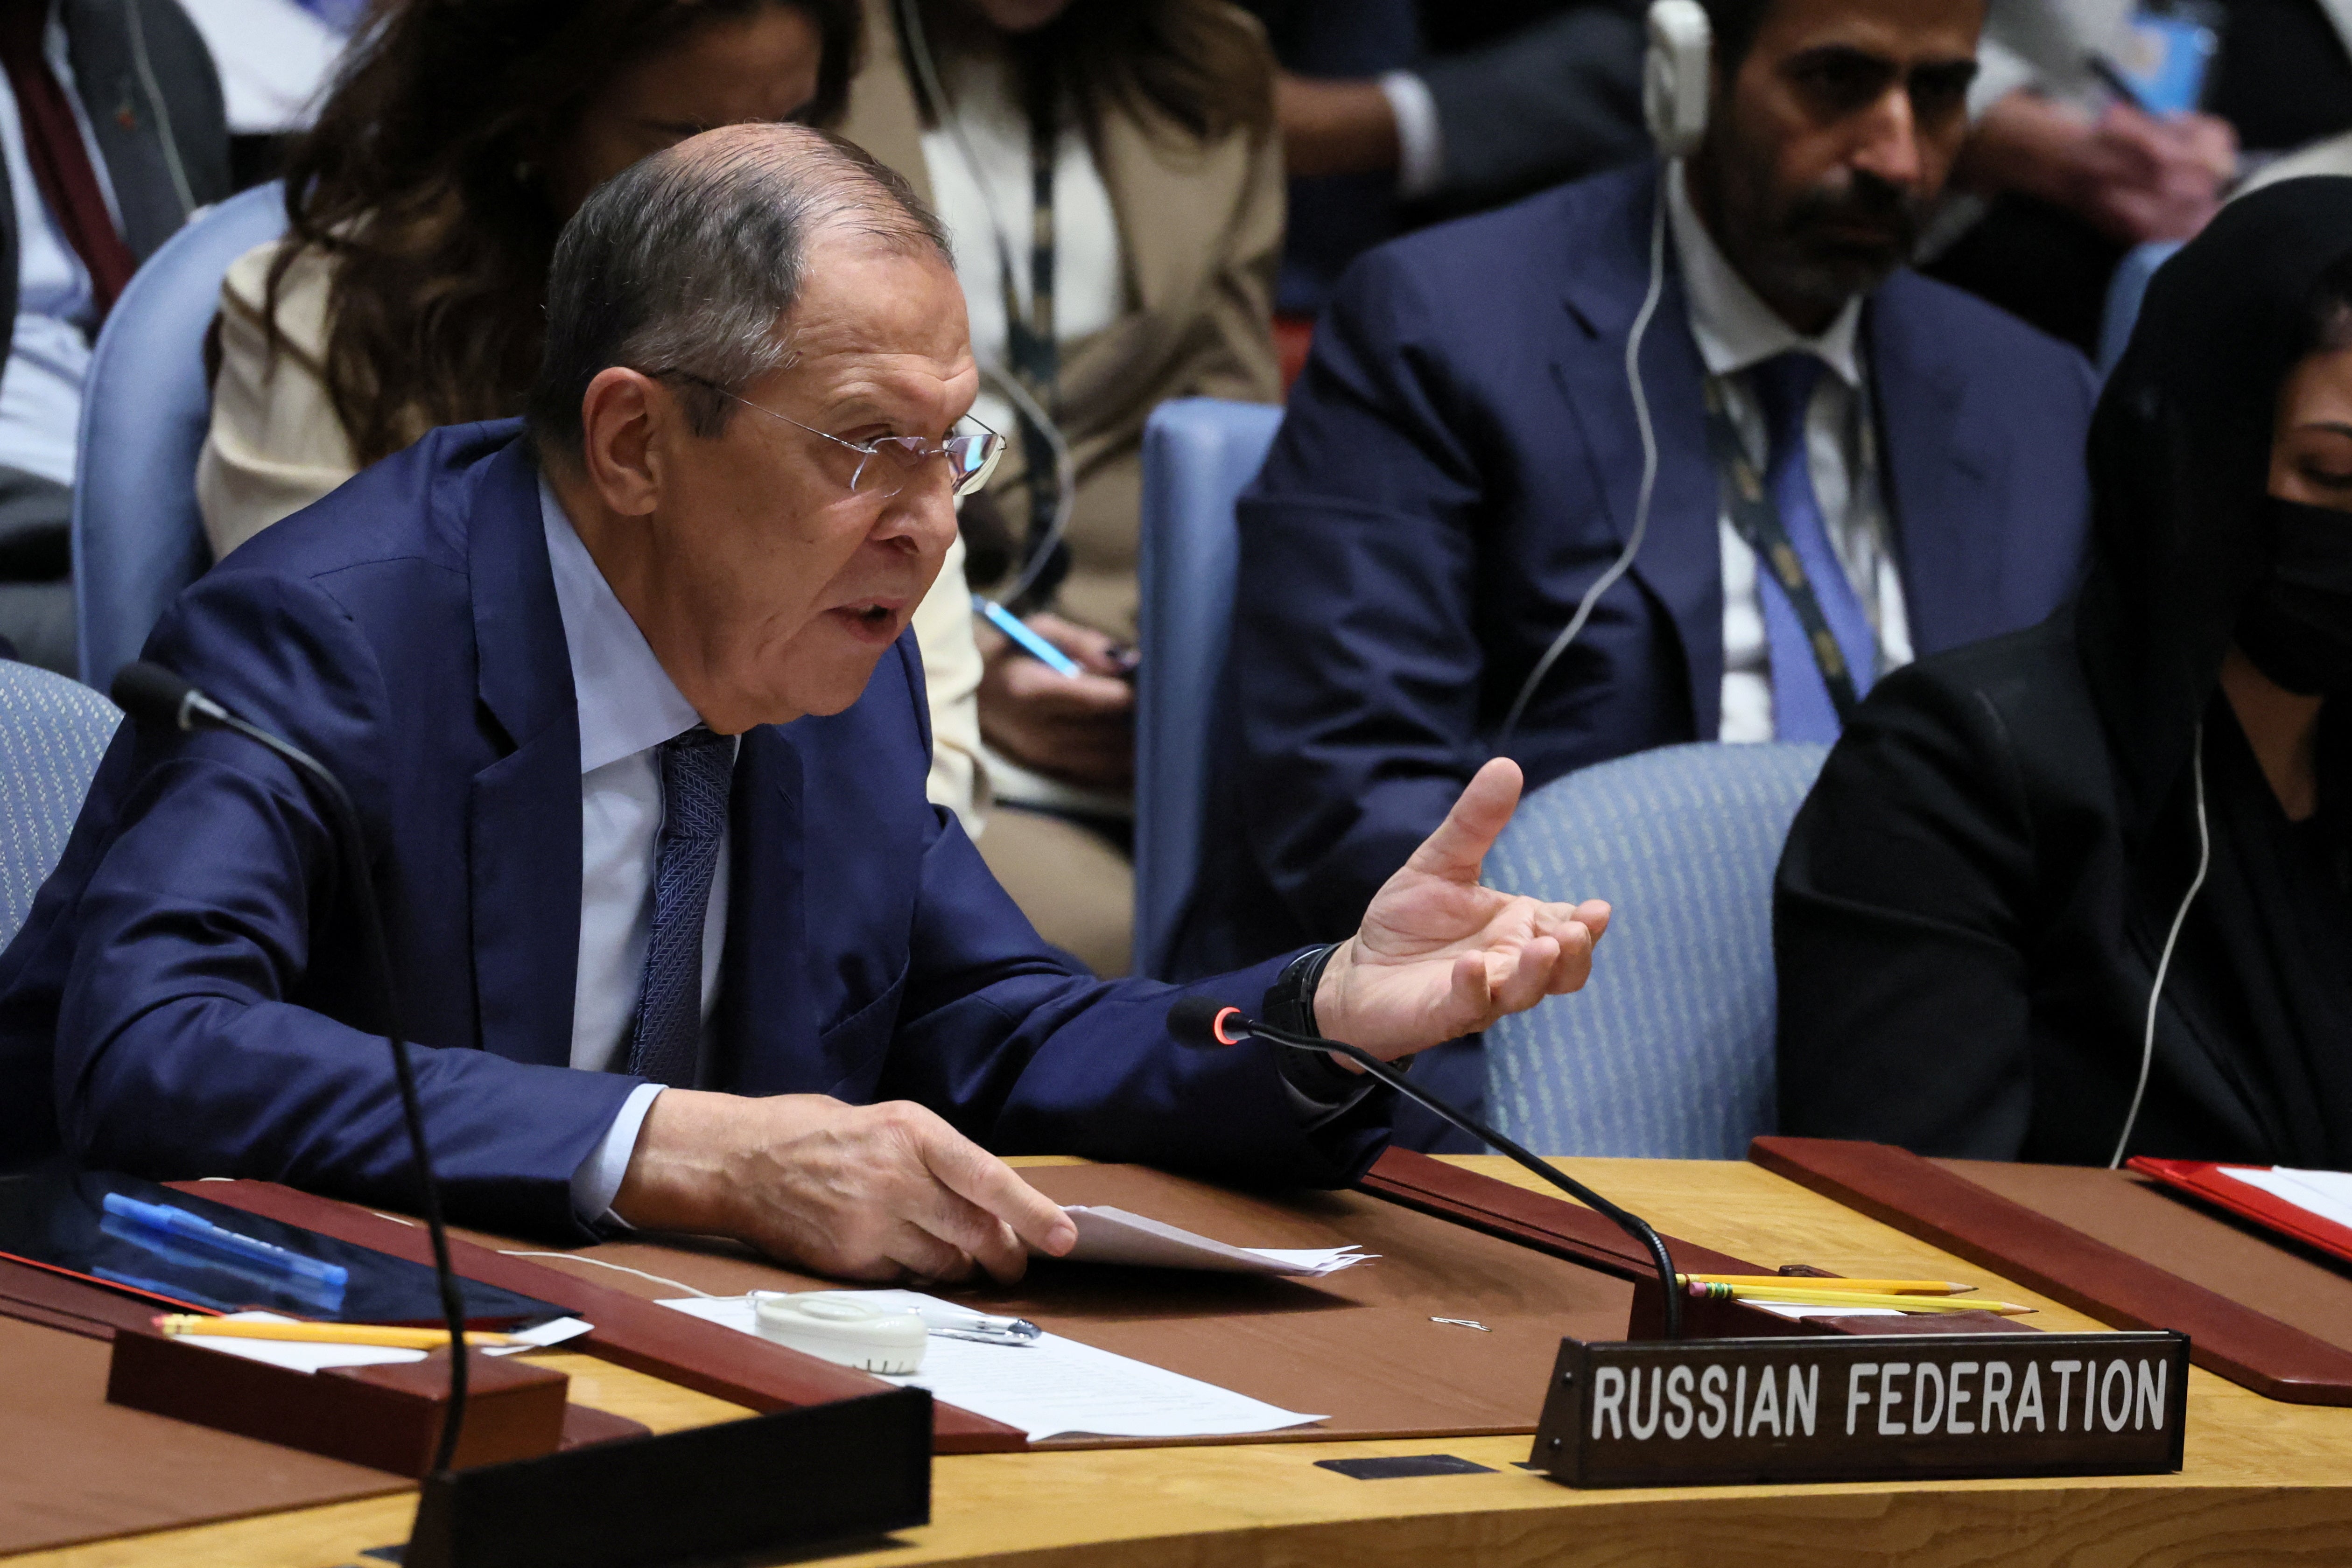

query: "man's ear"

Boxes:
[577, 368, 670, 518]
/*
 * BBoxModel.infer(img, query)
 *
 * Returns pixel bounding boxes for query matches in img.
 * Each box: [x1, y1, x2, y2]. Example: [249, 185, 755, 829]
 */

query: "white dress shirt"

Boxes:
[1664, 161, 1913, 743]
[0, 9, 123, 488]
[543, 478, 731, 1222]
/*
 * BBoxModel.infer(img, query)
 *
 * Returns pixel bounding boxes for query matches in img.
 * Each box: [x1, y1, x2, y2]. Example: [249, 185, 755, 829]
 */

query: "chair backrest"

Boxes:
[1482, 741, 1829, 1158]
[73, 181, 288, 693]
[2097, 240, 2184, 376]
[1133, 397, 1284, 979]
[0, 662, 121, 946]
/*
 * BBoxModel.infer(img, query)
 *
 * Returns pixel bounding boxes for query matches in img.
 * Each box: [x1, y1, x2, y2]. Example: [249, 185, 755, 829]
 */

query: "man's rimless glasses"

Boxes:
[651, 369, 1006, 498]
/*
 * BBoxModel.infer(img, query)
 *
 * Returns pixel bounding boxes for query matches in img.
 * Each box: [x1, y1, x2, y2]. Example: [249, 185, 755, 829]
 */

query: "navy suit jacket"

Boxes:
[0, 425, 1386, 1239]
[1174, 162, 2096, 975]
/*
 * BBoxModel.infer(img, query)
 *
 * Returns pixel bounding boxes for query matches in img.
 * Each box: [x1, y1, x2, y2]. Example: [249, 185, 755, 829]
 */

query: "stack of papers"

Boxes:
[1059, 1206, 1373, 1277]
[2221, 1167, 2352, 1231]
[662, 1292, 1327, 1443]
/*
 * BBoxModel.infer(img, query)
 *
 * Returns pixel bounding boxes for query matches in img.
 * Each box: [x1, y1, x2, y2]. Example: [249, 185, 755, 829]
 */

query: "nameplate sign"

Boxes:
[1529, 1332, 2188, 1488]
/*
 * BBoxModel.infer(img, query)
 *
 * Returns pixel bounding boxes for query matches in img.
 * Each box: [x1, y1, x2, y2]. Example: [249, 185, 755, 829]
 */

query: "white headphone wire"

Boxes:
[2109, 719, 2211, 1169]
[1498, 168, 1673, 745]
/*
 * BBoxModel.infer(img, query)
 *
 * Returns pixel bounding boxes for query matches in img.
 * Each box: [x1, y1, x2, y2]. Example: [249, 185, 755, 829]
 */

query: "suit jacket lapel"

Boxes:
[466, 444, 581, 1068]
[62, 0, 190, 260]
[1552, 167, 1724, 738]
[1867, 288, 2000, 657]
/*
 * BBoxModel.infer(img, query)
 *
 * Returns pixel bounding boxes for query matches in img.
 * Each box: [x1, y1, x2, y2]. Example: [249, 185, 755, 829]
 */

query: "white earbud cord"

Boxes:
[1498, 172, 1672, 746]
[2109, 720, 2211, 1169]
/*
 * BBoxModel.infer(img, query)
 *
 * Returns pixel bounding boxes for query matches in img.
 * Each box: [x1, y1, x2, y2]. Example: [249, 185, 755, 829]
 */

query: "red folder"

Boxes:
[2128, 1158, 2352, 1267]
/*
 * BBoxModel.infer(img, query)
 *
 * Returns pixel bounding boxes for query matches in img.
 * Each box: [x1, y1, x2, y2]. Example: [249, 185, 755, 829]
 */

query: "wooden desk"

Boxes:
[14, 1156, 2352, 1568]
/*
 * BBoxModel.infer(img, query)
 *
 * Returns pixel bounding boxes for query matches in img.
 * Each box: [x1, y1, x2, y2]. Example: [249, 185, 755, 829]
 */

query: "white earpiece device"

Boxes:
[1643, 0, 1713, 160]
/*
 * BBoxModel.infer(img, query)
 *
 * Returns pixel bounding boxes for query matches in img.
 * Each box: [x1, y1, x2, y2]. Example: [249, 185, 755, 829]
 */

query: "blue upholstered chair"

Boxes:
[0, 661, 119, 946]
[1133, 397, 1284, 980]
[1481, 741, 1830, 1158]
[2097, 240, 2184, 376]
[74, 181, 289, 693]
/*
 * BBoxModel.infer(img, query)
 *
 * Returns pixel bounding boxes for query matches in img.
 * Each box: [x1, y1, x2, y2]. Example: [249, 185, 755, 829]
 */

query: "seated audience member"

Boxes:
[1182, 0, 2097, 1136]
[839, 0, 1285, 975]
[1778, 179, 2352, 1167]
[196, 0, 985, 836]
[0, 126, 1611, 1279]
[0, 0, 228, 673]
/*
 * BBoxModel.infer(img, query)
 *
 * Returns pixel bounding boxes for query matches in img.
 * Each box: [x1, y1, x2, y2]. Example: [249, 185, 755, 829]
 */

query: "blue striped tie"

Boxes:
[1748, 352, 1878, 743]
[625, 726, 733, 1086]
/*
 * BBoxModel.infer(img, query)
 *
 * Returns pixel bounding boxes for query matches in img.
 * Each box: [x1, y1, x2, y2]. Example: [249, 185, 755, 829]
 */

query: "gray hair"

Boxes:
[527, 123, 951, 461]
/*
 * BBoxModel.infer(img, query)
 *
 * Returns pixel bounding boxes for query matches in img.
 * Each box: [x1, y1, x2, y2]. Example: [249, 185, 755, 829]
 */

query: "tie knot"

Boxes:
[1748, 352, 1823, 449]
[659, 725, 733, 843]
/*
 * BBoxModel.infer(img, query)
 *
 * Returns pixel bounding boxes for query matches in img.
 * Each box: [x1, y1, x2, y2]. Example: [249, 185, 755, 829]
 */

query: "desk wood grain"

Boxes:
[13, 1157, 2352, 1568]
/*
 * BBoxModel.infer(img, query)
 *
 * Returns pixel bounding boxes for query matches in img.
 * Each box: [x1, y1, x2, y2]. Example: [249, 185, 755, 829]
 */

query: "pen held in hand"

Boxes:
[975, 597, 1085, 678]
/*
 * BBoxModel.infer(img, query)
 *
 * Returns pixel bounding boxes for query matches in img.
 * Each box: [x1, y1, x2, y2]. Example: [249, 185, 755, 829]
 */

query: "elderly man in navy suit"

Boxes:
[0, 126, 1610, 1281]
[1181, 0, 2098, 1139]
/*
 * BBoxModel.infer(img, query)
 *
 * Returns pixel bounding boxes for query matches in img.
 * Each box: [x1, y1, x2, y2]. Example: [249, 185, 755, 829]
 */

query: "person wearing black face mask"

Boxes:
[2238, 497, 2352, 699]
[1772, 175, 2352, 1168]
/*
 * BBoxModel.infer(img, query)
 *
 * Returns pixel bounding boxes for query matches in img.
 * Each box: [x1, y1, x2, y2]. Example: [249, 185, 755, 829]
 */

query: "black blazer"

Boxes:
[1773, 611, 2333, 1165]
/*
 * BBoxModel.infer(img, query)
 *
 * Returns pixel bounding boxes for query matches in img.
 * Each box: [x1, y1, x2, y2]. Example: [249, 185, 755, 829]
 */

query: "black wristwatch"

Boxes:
[1264, 944, 1377, 1103]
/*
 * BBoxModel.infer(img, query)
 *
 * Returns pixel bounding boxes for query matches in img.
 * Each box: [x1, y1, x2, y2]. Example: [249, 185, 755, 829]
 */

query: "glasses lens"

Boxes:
[947, 433, 1005, 497]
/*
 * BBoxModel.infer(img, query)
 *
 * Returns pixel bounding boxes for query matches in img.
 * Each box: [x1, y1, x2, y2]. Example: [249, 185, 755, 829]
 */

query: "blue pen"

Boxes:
[974, 596, 1085, 678]
[101, 1193, 350, 1289]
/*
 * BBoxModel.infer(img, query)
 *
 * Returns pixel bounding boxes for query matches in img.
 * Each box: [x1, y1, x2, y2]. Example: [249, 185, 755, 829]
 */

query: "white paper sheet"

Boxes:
[1748, 1302, 1906, 1321]
[660, 1293, 1328, 1442]
[2220, 1166, 2352, 1233]
[1058, 1205, 1373, 1276]
[177, 1311, 593, 1373]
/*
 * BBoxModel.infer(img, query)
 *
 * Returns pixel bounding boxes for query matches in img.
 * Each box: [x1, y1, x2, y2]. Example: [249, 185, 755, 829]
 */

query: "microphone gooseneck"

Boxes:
[1172, 997, 1684, 1339]
[111, 661, 472, 1473]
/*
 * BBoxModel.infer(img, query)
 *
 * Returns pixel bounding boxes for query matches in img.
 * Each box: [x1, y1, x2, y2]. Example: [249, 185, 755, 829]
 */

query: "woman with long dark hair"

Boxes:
[1775, 178, 2352, 1166]
[194, 0, 989, 829]
[838, 0, 1283, 974]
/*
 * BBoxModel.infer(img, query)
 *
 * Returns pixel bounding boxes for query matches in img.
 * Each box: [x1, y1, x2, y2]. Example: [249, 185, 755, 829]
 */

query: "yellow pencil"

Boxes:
[1685, 1285, 2034, 1315]
[157, 1315, 519, 1349]
[1679, 1274, 1977, 1295]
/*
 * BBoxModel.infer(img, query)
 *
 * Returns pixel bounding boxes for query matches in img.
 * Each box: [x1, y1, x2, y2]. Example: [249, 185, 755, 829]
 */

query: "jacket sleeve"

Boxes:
[1414, 5, 1650, 212]
[1180, 111, 1285, 407]
[48, 569, 638, 1240]
[1772, 661, 2042, 1157]
[1229, 245, 1491, 939]
[878, 806, 1392, 1188]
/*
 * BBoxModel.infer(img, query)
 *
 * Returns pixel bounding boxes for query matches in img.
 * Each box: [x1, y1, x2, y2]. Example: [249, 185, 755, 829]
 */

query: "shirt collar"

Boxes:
[1665, 159, 1863, 388]
[539, 475, 704, 775]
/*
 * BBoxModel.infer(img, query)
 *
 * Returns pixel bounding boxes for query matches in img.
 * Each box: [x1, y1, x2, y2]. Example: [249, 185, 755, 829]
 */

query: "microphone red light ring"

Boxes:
[1210, 1006, 1246, 1047]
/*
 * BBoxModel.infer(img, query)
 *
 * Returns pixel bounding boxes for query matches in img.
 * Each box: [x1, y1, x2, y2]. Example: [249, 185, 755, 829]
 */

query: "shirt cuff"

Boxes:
[570, 1081, 663, 1229]
[1379, 70, 1446, 201]
[1968, 40, 2039, 123]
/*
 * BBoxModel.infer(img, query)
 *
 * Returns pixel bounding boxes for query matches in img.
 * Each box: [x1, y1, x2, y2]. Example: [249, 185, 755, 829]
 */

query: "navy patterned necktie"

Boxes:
[1748, 351, 1879, 743]
[625, 725, 734, 1086]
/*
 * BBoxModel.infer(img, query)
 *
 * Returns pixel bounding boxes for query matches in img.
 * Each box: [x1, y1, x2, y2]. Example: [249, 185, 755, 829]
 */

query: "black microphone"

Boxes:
[1169, 995, 1684, 1339]
[112, 660, 472, 1472]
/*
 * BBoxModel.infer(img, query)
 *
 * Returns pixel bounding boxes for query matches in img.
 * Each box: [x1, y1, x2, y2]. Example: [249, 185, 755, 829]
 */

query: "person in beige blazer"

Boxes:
[195, 0, 993, 834]
[840, 0, 1283, 976]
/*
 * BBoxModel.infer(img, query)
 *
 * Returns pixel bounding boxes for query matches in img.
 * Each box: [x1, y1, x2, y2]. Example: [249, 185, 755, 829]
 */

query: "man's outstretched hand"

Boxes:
[1314, 757, 1610, 1057]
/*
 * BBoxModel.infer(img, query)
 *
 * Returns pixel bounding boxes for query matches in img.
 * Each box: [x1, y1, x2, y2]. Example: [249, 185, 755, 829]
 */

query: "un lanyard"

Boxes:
[1697, 373, 1864, 726]
[997, 70, 1062, 597]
